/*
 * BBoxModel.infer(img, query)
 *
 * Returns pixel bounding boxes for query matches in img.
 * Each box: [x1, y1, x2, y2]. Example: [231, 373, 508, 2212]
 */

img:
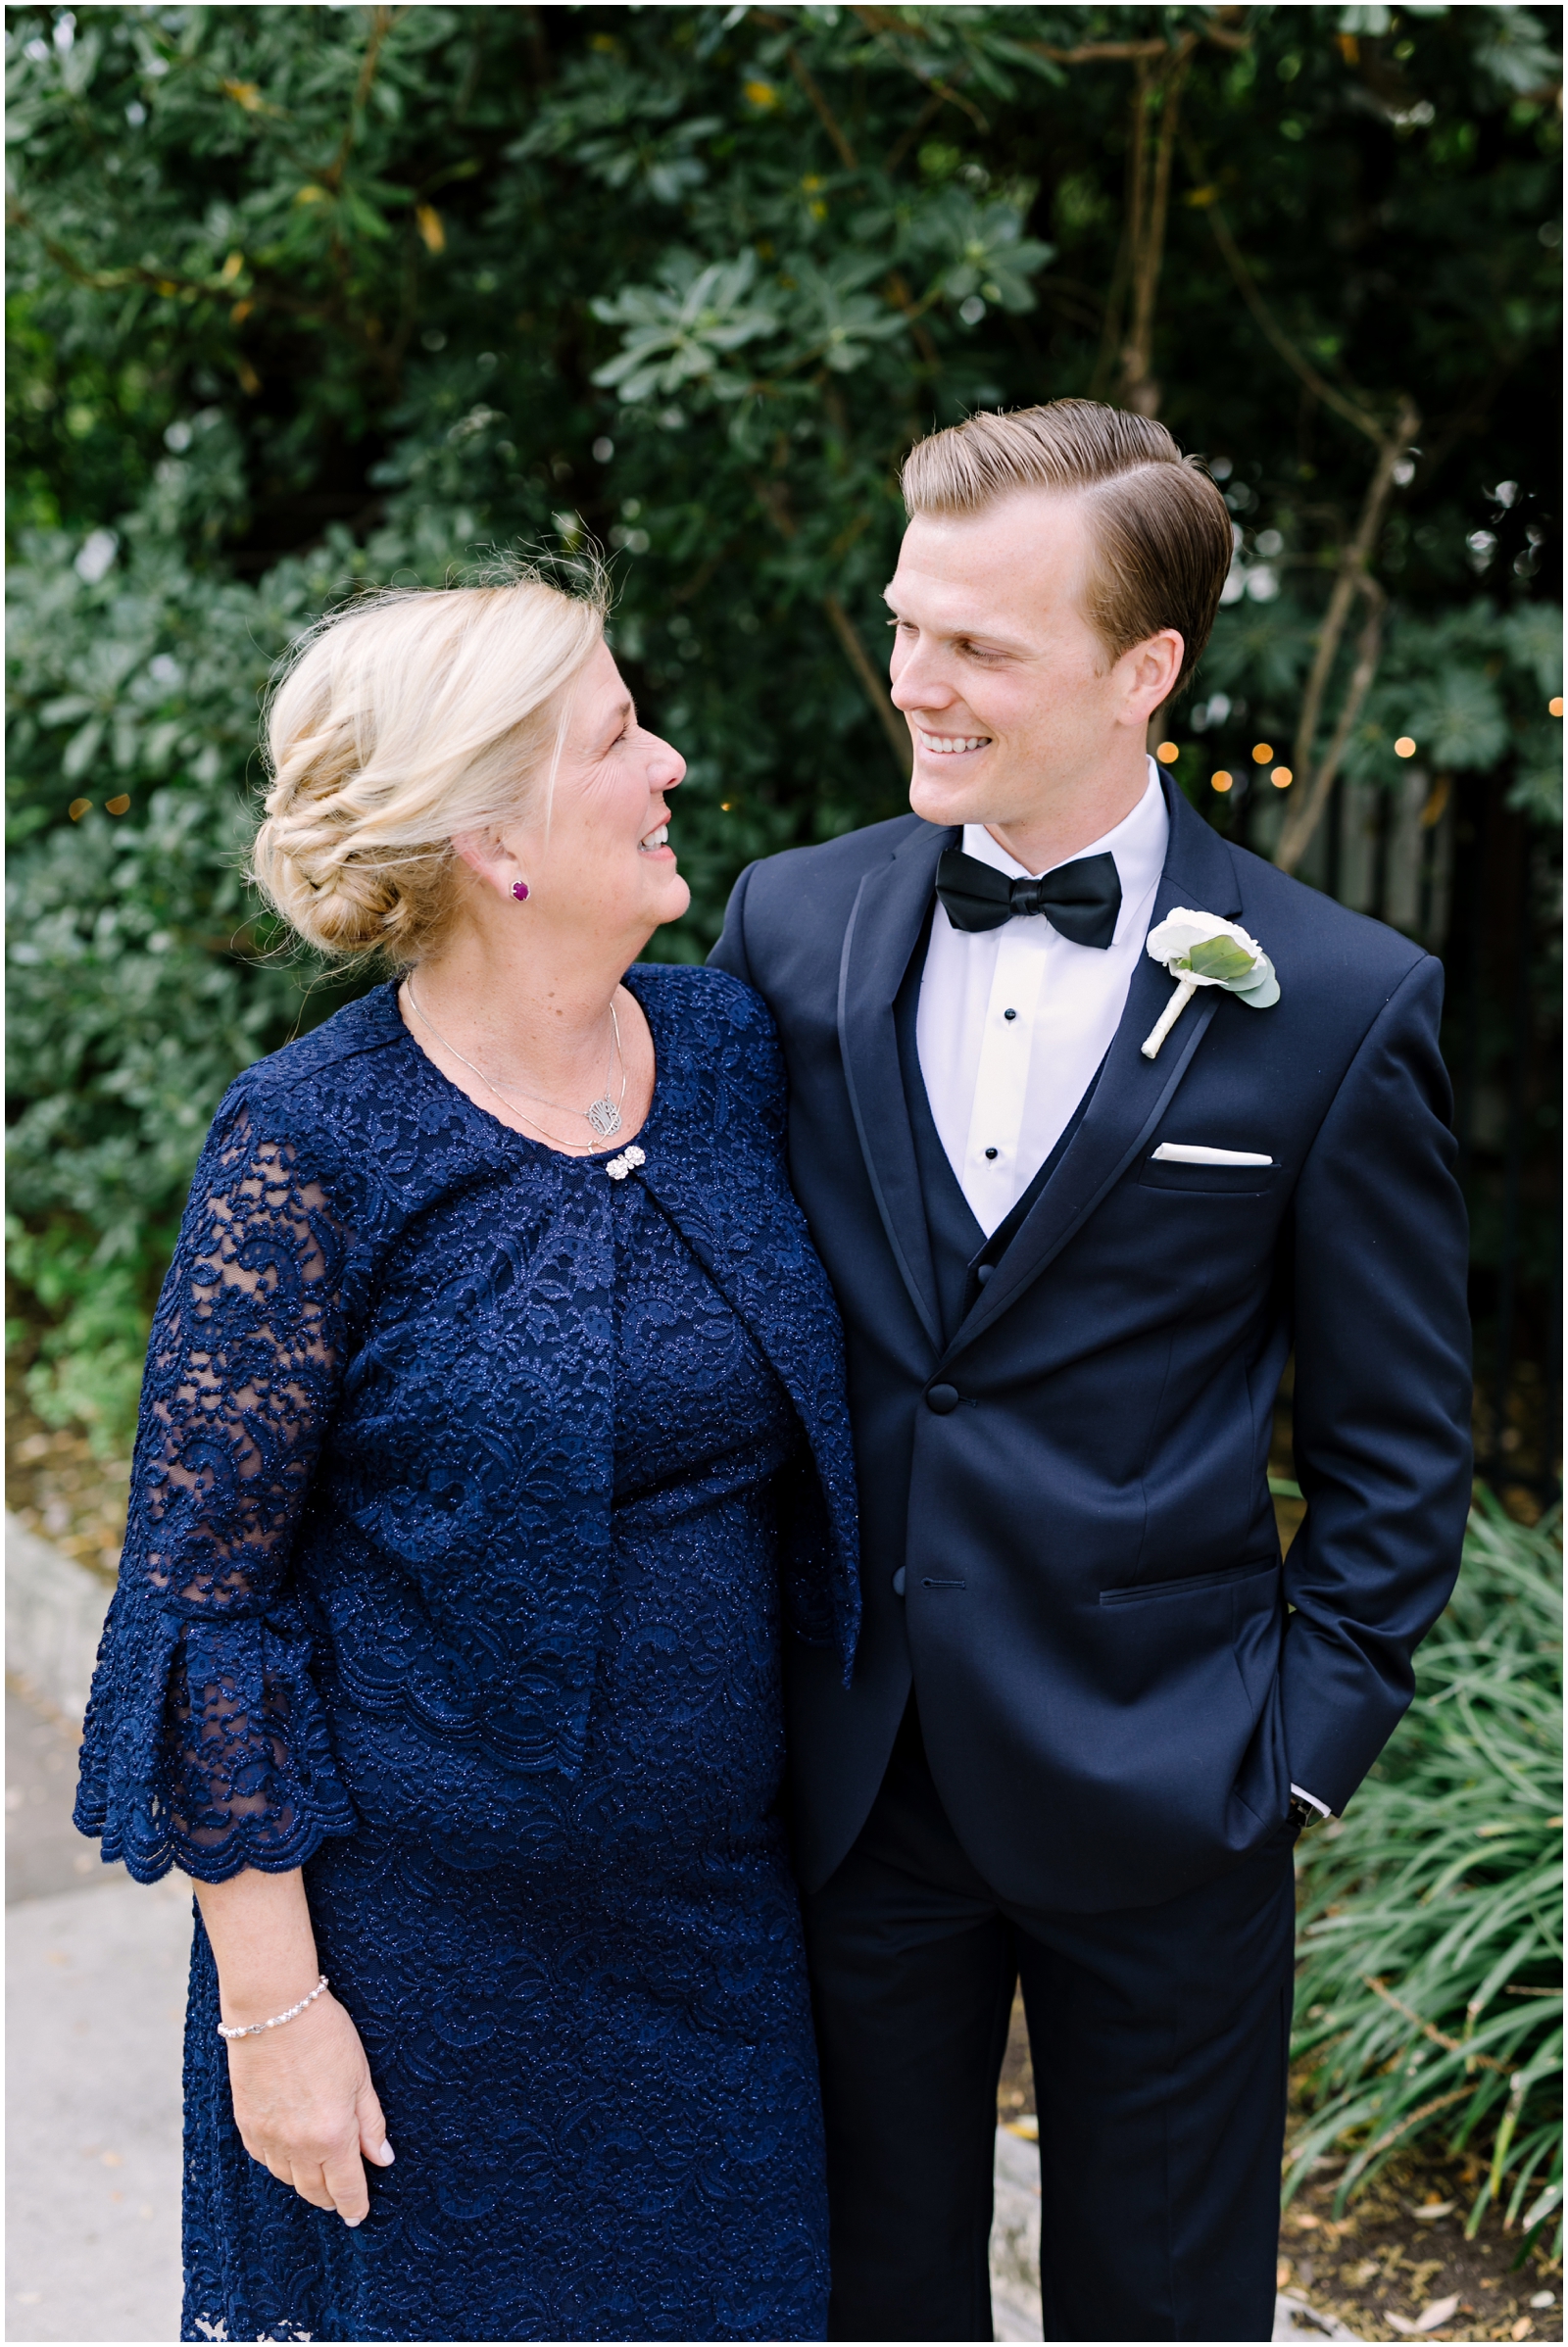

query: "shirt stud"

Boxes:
[1004, 1007, 1017, 1021]
[985, 1147, 999, 1161]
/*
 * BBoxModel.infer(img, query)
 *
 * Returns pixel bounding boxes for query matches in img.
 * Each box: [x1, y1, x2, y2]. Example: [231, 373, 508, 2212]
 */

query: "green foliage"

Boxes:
[1194, 586, 1560, 812]
[1290, 1494, 1564, 2250]
[5, 1215, 150, 1456]
[6, 4, 1562, 1450]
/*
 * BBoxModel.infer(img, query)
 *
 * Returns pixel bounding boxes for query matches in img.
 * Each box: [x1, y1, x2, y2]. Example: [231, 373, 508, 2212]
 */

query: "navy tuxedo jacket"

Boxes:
[710, 776, 1473, 1914]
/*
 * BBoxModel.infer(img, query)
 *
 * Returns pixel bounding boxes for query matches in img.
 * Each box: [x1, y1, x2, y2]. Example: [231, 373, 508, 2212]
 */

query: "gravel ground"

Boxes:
[1276, 2144, 1562, 2344]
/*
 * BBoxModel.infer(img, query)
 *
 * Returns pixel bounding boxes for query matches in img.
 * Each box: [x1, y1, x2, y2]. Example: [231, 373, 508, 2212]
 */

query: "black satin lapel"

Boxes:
[837, 827, 954, 1353]
[944, 785, 1243, 1358]
[1158, 773, 1246, 922]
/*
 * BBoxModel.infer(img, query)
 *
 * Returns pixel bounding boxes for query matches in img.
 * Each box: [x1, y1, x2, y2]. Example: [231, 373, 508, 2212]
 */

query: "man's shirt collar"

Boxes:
[959, 756, 1168, 908]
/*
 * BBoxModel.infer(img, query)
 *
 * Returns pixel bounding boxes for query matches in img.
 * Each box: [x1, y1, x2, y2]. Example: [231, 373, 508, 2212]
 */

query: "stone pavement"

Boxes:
[6, 1679, 188, 2344]
[5, 1515, 1324, 2343]
[990, 2125, 1047, 2339]
[987, 2118, 1348, 2343]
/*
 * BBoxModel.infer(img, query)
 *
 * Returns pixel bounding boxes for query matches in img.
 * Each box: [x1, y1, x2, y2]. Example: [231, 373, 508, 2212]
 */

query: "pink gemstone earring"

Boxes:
[511, 881, 530, 903]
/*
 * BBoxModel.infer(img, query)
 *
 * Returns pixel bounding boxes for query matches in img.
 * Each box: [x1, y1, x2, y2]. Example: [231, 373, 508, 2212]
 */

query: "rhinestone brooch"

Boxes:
[606, 1146, 647, 1182]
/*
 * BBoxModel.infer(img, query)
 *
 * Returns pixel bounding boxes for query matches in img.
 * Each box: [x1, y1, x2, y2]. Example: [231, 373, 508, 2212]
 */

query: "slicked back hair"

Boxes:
[899, 400, 1234, 692]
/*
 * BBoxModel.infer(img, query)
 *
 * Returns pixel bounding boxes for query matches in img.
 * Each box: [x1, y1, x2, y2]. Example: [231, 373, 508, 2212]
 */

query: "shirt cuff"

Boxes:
[1290, 1783, 1333, 1820]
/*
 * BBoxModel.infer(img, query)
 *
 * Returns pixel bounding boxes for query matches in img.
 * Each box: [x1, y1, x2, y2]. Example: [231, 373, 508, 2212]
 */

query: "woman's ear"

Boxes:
[451, 829, 506, 886]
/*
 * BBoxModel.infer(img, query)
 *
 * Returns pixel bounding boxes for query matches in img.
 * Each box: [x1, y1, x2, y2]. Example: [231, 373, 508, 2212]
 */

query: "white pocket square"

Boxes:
[1152, 1144, 1274, 1166]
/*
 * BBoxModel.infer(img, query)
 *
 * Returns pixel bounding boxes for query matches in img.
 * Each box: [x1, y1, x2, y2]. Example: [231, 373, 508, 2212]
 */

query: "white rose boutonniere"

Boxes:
[1140, 908, 1280, 1060]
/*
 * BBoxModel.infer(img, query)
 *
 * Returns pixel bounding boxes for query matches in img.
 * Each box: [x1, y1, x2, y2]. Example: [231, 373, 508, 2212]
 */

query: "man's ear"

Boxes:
[1118, 629, 1186, 728]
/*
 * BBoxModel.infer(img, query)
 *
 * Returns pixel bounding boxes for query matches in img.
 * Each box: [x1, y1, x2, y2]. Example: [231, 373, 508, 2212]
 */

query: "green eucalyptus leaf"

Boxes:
[1185, 935, 1258, 982]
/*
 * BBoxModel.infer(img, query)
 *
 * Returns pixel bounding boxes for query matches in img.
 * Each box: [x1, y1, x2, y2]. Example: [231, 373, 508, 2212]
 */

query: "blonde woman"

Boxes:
[74, 568, 859, 2343]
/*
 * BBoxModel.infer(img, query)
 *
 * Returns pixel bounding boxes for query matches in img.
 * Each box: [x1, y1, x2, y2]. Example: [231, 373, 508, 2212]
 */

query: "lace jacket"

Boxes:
[74, 966, 860, 1885]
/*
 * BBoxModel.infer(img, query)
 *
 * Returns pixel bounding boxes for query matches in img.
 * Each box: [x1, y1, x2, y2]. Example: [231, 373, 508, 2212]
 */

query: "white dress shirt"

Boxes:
[915, 761, 1169, 1237]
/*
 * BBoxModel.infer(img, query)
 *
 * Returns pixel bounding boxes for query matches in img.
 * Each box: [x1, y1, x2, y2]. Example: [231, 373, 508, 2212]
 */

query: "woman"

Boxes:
[74, 566, 859, 2343]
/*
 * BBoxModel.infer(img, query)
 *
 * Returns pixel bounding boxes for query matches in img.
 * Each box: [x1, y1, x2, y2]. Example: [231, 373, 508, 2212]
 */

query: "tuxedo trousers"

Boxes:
[803, 1700, 1296, 2342]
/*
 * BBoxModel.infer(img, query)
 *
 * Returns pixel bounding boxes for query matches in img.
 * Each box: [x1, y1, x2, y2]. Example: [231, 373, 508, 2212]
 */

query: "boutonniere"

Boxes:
[1140, 909, 1280, 1060]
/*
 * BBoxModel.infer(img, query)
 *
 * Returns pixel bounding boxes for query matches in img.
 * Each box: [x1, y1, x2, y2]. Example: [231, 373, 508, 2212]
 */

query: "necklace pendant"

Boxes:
[585, 1096, 623, 1139]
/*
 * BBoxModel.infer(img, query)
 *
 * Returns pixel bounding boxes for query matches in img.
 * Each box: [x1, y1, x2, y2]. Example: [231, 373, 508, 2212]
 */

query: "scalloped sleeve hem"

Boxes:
[73, 1597, 358, 1887]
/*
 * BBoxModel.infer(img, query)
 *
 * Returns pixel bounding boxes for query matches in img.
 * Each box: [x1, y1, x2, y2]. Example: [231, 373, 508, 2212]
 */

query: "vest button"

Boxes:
[975, 1263, 994, 1286]
[926, 1383, 959, 1414]
[892, 1567, 906, 1598]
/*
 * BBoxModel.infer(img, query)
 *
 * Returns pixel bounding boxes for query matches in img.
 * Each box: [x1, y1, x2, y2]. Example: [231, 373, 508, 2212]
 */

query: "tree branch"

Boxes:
[1412, 348, 1522, 489]
[1028, 39, 1173, 63]
[751, 474, 909, 777]
[1089, 140, 1136, 399]
[923, 76, 989, 135]
[885, 269, 941, 368]
[1194, 181, 1388, 449]
[323, 6, 404, 190]
[7, 205, 338, 332]
[1169, 157, 1418, 877]
[1114, 35, 1198, 414]
[1348, 2087, 1475, 2175]
[1274, 569, 1386, 876]
[1275, 397, 1419, 876]
[786, 46, 859, 171]
[1361, 1978, 1513, 2075]
[882, 89, 944, 175]
[823, 594, 912, 775]
[847, 9, 1248, 69]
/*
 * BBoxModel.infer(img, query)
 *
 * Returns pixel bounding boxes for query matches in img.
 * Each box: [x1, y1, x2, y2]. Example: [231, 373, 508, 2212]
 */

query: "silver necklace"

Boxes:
[404, 983, 627, 1142]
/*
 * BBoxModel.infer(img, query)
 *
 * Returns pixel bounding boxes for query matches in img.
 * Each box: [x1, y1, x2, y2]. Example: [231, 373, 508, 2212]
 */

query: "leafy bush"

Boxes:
[6, 5, 1561, 1448]
[1290, 1493, 1564, 2254]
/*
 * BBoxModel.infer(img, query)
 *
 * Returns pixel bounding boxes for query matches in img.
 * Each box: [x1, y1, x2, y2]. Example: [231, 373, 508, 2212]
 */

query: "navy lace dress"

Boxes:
[74, 966, 860, 2345]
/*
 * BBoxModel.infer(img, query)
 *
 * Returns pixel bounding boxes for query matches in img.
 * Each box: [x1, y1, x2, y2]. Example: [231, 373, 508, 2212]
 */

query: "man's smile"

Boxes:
[914, 727, 993, 757]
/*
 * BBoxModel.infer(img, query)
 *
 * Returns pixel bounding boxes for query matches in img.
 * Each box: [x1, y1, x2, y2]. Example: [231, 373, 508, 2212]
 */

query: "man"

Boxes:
[710, 401, 1472, 2343]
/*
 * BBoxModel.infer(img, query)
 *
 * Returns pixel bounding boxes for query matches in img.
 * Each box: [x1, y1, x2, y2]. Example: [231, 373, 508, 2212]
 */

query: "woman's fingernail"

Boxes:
[375, 2143, 395, 2165]
[344, 2214, 363, 2227]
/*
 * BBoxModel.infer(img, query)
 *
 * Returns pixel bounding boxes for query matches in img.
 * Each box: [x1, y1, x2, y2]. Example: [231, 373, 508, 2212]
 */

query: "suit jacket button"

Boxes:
[892, 1567, 906, 1597]
[926, 1383, 959, 1414]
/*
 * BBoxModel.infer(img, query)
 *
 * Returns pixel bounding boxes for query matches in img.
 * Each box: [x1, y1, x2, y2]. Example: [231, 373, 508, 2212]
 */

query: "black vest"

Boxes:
[893, 912, 1102, 1346]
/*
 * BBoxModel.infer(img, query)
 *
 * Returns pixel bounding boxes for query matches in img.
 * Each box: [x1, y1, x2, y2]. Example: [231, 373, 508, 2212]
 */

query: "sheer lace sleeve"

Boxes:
[74, 1089, 360, 1883]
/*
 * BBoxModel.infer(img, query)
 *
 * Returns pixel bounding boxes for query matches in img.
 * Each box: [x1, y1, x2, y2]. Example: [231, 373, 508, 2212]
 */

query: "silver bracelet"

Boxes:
[217, 1975, 330, 2041]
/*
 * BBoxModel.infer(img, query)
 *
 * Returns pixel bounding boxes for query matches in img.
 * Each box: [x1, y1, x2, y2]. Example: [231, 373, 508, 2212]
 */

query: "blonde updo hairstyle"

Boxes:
[252, 565, 607, 964]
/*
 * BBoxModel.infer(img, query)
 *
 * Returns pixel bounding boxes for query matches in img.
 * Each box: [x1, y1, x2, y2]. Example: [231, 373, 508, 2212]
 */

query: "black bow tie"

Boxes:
[934, 847, 1123, 949]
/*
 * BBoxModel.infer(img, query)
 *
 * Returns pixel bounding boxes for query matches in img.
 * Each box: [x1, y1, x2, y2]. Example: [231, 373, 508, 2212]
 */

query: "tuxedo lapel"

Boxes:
[837, 821, 954, 1354]
[944, 782, 1243, 1360]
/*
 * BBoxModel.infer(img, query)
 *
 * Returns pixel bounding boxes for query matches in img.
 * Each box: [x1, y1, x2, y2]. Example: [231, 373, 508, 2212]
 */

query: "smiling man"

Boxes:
[710, 401, 1472, 2343]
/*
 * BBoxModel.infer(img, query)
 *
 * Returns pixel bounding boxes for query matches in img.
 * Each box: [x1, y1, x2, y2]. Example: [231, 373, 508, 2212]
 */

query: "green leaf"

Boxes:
[1405, 667, 1511, 770]
[1185, 935, 1257, 982]
[1522, 2181, 1564, 2232]
[62, 716, 106, 779]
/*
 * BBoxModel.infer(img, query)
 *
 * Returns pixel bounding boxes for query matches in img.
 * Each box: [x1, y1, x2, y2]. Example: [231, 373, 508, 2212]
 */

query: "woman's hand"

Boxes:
[189, 1864, 394, 2227]
[225, 1989, 393, 2225]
